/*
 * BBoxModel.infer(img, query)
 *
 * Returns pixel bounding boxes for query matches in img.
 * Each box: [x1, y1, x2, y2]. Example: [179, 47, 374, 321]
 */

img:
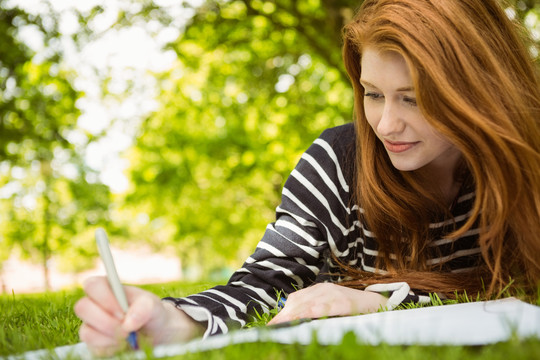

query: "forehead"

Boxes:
[360, 48, 413, 89]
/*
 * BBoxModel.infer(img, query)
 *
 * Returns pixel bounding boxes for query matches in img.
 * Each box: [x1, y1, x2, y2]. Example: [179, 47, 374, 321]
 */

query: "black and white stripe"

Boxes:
[165, 123, 481, 337]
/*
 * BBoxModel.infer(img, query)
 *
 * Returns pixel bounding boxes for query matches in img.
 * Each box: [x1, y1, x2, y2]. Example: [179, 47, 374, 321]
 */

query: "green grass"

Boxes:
[170, 338, 540, 360]
[0, 281, 219, 357]
[0, 289, 83, 356]
[1, 282, 539, 359]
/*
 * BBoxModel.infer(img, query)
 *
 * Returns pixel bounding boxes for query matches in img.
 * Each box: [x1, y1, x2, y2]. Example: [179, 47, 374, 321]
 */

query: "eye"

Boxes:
[364, 92, 384, 101]
[403, 96, 417, 107]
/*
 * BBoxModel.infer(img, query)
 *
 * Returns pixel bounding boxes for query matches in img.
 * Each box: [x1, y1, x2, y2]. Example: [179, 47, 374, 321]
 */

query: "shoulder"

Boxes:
[307, 123, 356, 182]
[318, 123, 355, 147]
[307, 123, 356, 160]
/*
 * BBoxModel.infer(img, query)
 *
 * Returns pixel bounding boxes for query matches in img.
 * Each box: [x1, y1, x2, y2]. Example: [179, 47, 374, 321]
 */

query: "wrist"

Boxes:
[156, 301, 205, 344]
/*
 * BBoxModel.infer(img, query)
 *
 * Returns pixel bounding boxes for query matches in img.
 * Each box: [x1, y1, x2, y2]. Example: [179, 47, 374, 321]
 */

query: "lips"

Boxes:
[383, 139, 419, 153]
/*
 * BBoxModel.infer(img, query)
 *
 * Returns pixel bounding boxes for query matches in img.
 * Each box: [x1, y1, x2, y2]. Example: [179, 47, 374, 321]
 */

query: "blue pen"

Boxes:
[95, 228, 139, 350]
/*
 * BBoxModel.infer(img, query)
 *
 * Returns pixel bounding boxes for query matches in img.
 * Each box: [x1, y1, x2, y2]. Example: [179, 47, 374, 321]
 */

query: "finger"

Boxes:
[267, 313, 284, 325]
[121, 291, 158, 333]
[267, 289, 334, 325]
[79, 323, 126, 356]
[267, 305, 302, 325]
[74, 297, 126, 338]
[83, 276, 125, 320]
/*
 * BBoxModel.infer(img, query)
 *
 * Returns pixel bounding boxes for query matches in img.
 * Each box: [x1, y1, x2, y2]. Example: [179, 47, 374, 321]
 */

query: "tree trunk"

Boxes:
[41, 160, 52, 292]
[0, 267, 6, 294]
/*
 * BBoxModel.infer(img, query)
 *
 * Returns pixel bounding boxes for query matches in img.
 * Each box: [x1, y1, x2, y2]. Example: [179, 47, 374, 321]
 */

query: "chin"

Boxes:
[389, 160, 422, 172]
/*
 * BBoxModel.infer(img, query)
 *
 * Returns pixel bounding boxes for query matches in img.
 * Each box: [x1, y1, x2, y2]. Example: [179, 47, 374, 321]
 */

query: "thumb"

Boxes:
[121, 294, 156, 333]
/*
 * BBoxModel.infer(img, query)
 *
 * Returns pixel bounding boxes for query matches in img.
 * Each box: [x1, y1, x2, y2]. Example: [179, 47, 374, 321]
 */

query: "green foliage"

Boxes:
[123, 0, 359, 271]
[0, 0, 112, 288]
[1, 0, 539, 284]
[119, 0, 540, 274]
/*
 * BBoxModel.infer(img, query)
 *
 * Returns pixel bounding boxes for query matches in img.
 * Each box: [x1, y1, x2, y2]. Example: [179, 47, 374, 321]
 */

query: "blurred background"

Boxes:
[0, 0, 538, 293]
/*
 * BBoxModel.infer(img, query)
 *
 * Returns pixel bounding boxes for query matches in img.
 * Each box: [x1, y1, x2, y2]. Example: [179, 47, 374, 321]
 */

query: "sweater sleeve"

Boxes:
[164, 124, 357, 337]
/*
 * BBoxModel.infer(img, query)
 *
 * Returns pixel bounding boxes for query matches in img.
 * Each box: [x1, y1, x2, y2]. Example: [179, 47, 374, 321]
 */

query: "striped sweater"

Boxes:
[165, 123, 481, 337]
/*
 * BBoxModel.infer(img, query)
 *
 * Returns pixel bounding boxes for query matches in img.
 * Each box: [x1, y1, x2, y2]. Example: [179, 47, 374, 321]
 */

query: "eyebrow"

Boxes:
[359, 80, 414, 92]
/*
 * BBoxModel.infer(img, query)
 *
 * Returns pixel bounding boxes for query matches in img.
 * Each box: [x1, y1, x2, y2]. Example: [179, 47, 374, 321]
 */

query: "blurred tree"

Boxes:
[122, 0, 357, 274]
[120, 0, 540, 276]
[2, 0, 535, 287]
[0, 1, 111, 291]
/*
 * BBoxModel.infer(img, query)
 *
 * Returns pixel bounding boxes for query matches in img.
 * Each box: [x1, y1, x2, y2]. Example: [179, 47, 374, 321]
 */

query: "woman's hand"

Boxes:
[267, 283, 388, 326]
[74, 276, 204, 356]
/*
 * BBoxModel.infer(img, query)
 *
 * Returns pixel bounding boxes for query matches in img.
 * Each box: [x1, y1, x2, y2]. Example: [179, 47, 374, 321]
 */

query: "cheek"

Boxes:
[363, 103, 379, 132]
[421, 124, 457, 153]
[412, 114, 444, 140]
[435, 137, 457, 154]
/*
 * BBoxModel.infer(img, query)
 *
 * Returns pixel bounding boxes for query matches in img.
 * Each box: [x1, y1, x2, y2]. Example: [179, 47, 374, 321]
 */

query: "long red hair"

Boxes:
[341, 0, 540, 297]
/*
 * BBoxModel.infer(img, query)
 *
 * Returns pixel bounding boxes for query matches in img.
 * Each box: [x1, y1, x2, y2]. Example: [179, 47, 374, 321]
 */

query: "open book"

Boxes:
[10, 297, 540, 360]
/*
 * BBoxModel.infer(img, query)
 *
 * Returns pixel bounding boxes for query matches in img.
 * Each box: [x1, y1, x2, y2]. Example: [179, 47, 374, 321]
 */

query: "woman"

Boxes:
[334, 0, 540, 298]
[75, 0, 540, 355]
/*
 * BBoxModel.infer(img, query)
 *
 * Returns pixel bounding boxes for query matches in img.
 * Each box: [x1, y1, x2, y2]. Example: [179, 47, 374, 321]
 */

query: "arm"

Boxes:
[166, 124, 359, 336]
[75, 124, 360, 352]
[267, 282, 432, 325]
[267, 282, 388, 325]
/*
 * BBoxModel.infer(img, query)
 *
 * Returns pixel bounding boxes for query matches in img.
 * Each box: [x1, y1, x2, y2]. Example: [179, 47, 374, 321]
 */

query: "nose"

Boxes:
[376, 102, 405, 136]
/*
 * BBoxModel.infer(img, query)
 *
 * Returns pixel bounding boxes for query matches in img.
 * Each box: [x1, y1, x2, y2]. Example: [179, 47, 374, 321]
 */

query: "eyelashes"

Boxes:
[364, 92, 383, 100]
[403, 96, 417, 106]
[363, 92, 417, 107]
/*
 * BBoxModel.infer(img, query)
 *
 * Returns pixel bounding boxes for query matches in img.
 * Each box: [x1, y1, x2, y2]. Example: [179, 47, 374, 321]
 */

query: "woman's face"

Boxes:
[360, 48, 461, 174]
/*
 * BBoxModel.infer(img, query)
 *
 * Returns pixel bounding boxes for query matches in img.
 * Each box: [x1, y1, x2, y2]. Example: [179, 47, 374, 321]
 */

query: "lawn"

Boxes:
[1, 281, 539, 359]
